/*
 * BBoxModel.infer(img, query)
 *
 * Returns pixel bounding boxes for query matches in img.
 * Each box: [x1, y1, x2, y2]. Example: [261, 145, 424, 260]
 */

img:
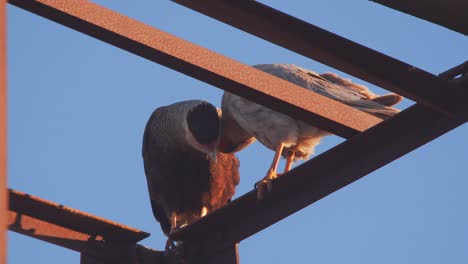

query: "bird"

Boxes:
[142, 100, 240, 260]
[219, 64, 403, 199]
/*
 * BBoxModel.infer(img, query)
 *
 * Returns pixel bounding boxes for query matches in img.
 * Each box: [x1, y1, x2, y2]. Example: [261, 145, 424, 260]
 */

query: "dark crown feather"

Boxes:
[186, 103, 220, 145]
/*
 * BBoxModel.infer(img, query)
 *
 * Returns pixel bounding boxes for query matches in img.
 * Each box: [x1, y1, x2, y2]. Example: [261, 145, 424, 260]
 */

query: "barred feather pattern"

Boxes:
[142, 100, 240, 235]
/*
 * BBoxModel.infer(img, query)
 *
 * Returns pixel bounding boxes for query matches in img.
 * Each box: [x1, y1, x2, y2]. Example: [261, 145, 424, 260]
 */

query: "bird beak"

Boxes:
[205, 141, 218, 162]
[210, 150, 217, 162]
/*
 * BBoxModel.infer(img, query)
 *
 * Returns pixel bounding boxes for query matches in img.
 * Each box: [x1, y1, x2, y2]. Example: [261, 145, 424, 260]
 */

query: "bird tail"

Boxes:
[347, 99, 401, 120]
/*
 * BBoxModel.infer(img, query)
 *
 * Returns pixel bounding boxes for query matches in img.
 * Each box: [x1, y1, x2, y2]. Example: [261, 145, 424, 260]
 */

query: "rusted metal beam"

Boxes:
[9, 211, 164, 263]
[171, 0, 468, 119]
[8, 0, 387, 139]
[8, 210, 102, 252]
[170, 102, 465, 250]
[0, 0, 7, 262]
[371, 0, 468, 36]
[8, 190, 165, 263]
[9, 189, 149, 243]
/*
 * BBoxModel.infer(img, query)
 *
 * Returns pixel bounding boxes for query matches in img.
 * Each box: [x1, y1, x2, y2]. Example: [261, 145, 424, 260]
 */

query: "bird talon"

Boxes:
[256, 179, 273, 200]
[267, 179, 273, 192]
[165, 238, 176, 255]
[257, 182, 266, 200]
[254, 179, 266, 189]
[165, 238, 184, 259]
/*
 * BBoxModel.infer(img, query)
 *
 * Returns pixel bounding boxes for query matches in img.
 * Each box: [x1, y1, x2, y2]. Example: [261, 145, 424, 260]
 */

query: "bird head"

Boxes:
[185, 102, 220, 161]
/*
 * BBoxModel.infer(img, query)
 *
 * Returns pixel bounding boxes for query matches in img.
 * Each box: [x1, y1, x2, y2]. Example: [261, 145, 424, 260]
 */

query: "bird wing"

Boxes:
[222, 91, 300, 150]
[254, 64, 401, 119]
[142, 112, 172, 235]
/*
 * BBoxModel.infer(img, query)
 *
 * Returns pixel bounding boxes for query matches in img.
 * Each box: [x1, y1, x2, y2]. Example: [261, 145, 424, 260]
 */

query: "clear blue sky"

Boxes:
[7, 1, 468, 263]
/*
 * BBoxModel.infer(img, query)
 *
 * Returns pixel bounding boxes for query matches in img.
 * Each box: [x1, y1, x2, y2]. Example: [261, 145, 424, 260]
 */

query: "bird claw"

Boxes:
[256, 171, 282, 200]
[256, 179, 267, 200]
[164, 238, 184, 259]
[164, 238, 177, 255]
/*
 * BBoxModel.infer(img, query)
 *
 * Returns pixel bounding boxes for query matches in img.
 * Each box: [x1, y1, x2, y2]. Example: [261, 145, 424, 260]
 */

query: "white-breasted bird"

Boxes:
[218, 64, 402, 199]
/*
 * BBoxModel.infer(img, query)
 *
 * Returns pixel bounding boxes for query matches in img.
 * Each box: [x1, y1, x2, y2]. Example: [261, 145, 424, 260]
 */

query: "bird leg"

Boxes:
[257, 143, 284, 200]
[166, 213, 181, 257]
[170, 212, 177, 233]
[284, 151, 295, 173]
[200, 206, 208, 217]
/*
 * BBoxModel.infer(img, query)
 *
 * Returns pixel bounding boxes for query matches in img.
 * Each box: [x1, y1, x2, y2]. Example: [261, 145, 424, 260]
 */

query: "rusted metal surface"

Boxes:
[6, 0, 467, 262]
[172, 0, 468, 119]
[8, 210, 101, 252]
[371, 0, 468, 36]
[8, 0, 388, 139]
[8, 190, 165, 263]
[9, 210, 165, 263]
[171, 102, 465, 249]
[9, 189, 149, 243]
[0, 0, 7, 262]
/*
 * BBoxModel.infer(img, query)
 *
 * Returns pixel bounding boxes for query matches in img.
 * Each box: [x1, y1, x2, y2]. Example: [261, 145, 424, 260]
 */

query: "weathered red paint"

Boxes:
[0, 0, 7, 262]
[8, 0, 386, 139]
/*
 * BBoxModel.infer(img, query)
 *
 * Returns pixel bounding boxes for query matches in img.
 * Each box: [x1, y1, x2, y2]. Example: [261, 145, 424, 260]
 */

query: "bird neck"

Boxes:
[218, 110, 255, 153]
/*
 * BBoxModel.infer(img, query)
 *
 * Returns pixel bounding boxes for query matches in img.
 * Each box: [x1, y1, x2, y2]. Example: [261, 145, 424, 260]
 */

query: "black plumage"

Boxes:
[142, 100, 240, 235]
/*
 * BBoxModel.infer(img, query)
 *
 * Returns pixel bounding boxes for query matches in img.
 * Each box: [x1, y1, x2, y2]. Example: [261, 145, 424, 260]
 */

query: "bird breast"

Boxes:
[223, 92, 326, 158]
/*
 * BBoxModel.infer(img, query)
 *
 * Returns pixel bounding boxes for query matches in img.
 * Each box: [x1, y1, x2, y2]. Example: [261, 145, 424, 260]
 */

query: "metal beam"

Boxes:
[439, 61, 468, 87]
[9, 189, 149, 243]
[171, 0, 468, 119]
[170, 103, 465, 250]
[8, 0, 387, 139]
[0, 0, 7, 262]
[8, 211, 164, 263]
[8, 190, 165, 263]
[6, 0, 467, 261]
[8, 210, 102, 252]
[371, 0, 468, 36]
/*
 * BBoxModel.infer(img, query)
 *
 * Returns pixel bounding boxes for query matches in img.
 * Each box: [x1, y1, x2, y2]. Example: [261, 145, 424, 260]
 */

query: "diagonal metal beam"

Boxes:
[171, 0, 468, 119]
[371, 0, 468, 36]
[8, 212, 164, 264]
[8, 210, 104, 252]
[7, 0, 467, 259]
[8, 0, 386, 139]
[439, 61, 468, 87]
[170, 103, 465, 250]
[9, 189, 150, 243]
[8, 190, 164, 263]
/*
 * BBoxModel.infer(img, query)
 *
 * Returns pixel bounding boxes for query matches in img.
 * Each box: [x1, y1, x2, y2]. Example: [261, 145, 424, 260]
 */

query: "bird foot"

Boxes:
[200, 206, 208, 217]
[164, 238, 184, 259]
[255, 170, 282, 200]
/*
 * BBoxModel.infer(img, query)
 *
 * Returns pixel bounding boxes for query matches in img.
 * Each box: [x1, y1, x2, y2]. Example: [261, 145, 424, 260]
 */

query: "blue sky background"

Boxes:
[7, 1, 467, 263]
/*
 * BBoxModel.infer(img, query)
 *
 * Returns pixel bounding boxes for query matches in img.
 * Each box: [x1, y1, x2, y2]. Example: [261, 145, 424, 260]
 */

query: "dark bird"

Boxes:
[142, 100, 240, 260]
[219, 64, 402, 199]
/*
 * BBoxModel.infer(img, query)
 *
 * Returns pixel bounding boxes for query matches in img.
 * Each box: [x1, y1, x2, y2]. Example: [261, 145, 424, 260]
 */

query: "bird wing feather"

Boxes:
[223, 91, 300, 150]
[142, 111, 172, 234]
[253, 64, 400, 119]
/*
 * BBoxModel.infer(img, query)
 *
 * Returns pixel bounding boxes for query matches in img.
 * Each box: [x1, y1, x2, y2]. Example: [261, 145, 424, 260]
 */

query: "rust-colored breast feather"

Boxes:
[207, 152, 240, 211]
